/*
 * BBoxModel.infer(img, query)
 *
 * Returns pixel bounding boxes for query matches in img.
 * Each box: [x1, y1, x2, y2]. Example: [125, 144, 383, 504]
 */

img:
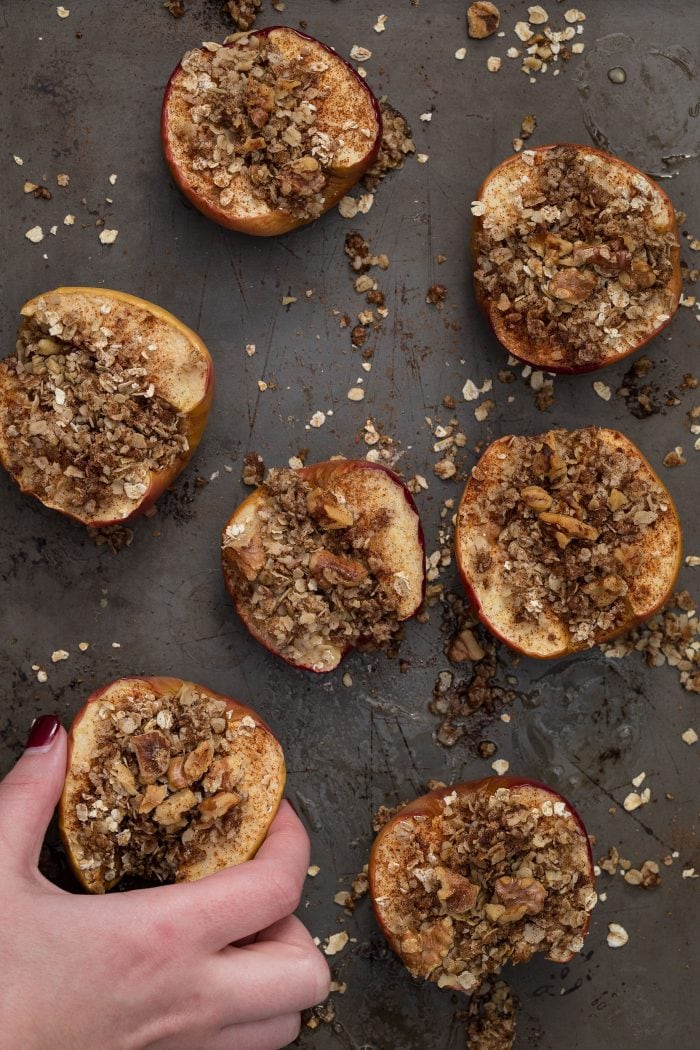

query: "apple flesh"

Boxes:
[472, 144, 682, 373]
[161, 26, 382, 236]
[59, 676, 285, 892]
[221, 459, 426, 672]
[0, 287, 213, 527]
[369, 777, 596, 992]
[455, 427, 682, 659]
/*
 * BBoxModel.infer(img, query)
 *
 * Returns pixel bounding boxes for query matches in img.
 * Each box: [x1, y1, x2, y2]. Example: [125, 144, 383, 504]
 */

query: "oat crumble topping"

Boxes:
[223, 468, 409, 668]
[64, 683, 273, 890]
[373, 784, 595, 992]
[167, 32, 377, 223]
[362, 102, 415, 191]
[474, 146, 679, 369]
[0, 296, 191, 519]
[460, 428, 678, 649]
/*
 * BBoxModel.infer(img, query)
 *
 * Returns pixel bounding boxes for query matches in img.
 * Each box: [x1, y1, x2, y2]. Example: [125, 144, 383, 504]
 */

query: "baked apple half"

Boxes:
[59, 676, 285, 892]
[369, 777, 596, 993]
[161, 27, 382, 236]
[0, 288, 213, 526]
[221, 460, 425, 671]
[455, 427, 682, 658]
[472, 144, 681, 373]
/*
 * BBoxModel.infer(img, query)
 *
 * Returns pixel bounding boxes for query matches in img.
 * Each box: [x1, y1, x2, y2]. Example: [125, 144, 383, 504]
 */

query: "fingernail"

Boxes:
[25, 714, 61, 753]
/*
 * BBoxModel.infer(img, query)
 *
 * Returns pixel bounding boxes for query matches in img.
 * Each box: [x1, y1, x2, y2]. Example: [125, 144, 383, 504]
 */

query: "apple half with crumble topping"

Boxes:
[455, 427, 682, 658]
[59, 676, 285, 893]
[221, 460, 426, 672]
[472, 144, 682, 373]
[0, 287, 213, 527]
[369, 777, 596, 993]
[161, 27, 382, 236]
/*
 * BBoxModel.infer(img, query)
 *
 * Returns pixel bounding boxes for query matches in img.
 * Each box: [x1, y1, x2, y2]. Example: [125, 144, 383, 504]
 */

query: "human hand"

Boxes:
[0, 715, 330, 1050]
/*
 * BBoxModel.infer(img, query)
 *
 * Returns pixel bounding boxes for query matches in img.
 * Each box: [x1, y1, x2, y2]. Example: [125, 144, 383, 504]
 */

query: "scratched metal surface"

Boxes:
[0, 1, 698, 1047]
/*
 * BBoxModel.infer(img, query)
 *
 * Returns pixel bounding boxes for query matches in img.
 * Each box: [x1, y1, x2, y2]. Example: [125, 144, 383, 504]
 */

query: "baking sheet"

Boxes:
[0, 1, 698, 1047]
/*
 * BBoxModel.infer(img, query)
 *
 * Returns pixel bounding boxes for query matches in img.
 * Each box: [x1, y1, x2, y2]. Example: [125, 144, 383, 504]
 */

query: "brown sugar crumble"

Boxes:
[474, 146, 679, 369]
[225, 0, 262, 31]
[602, 591, 699, 693]
[460, 428, 678, 650]
[0, 295, 191, 520]
[222, 468, 409, 669]
[466, 979, 517, 1050]
[64, 683, 270, 891]
[168, 34, 376, 222]
[373, 784, 595, 993]
[361, 102, 415, 191]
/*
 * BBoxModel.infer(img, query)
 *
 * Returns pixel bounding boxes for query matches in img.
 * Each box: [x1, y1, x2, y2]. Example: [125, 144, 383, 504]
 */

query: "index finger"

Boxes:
[138, 800, 311, 949]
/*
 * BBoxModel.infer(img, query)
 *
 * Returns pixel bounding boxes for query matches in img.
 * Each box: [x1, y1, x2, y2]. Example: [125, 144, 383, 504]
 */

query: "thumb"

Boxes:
[0, 715, 66, 873]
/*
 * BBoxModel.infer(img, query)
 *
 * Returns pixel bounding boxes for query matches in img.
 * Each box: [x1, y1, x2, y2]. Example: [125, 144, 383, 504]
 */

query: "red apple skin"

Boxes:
[221, 460, 426, 673]
[454, 431, 683, 660]
[369, 776, 595, 971]
[59, 676, 285, 892]
[472, 144, 682, 375]
[3, 288, 214, 530]
[161, 27, 382, 237]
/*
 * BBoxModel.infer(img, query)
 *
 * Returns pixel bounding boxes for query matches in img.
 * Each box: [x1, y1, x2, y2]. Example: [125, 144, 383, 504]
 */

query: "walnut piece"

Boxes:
[309, 550, 368, 587]
[132, 731, 170, 784]
[467, 2, 500, 39]
[519, 485, 552, 512]
[199, 791, 241, 825]
[538, 511, 599, 542]
[154, 788, 197, 826]
[436, 867, 479, 917]
[183, 739, 214, 783]
[306, 488, 355, 530]
[494, 876, 547, 918]
[138, 783, 169, 814]
[400, 918, 453, 975]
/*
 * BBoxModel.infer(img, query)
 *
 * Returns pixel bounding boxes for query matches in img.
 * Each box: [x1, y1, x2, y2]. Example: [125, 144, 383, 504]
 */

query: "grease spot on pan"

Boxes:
[576, 34, 700, 176]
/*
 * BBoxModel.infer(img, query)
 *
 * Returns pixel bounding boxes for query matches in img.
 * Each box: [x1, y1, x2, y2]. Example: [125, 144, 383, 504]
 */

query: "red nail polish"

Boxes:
[25, 714, 61, 752]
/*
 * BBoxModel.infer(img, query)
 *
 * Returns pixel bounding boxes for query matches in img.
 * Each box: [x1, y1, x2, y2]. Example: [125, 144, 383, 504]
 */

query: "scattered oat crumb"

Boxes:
[420, 112, 433, 122]
[491, 759, 510, 775]
[307, 864, 320, 877]
[280, 295, 297, 306]
[347, 387, 365, 402]
[373, 14, 387, 33]
[417, 153, 429, 163]
[108, 173, 117, 185]
[528, 5, 548, 24]
[342, 672, 353, 687]
[471, 200, 486, 216]
[57, 5, 70, 16]
[593, 380, 611, 401]
[36, 669, 48, 683]
[257, 380, 268, 392]
[288, 456, 304, 469]
[607, 923, 628, 948]
[685, 555, 700, 567]
[99, 228, 119, 244]
[350, 45, 372, 62]
[309, 411, 326, 428]
[13, 155, 24, 166]
[514, 21, 533, 42]
[245, 343, 256, 356]
[565, 8, 586, 22]
[682, 868, 698, 878]
[25, 226, 45, 243]
[63, 214, 75, 225]
[434, 458, 457, 480]
[323, 931, 349, 956]
[51, 649, 69, 663]
[455, 47, 467, 60]
[56, 173, 70, 186]
[681, 727, 698, 745]
[662, 447, 686, 468]
[631, 772, 646, 788]
[623, 788, 651, 812]
[487, 56, 502, 72]
[474, 398, 495, 422]
[571, 42, 585, 54]
[78, 642, 90, 652]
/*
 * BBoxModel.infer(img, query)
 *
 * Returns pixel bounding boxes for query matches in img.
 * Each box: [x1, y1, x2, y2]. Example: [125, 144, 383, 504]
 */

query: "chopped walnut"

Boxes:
[467, 2, 500, 39]
[132, 732, 170, 784]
